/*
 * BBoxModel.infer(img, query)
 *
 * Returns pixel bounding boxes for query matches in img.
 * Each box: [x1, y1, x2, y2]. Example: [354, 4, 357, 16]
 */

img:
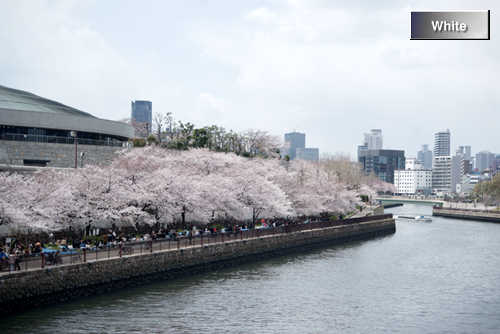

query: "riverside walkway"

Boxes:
[433, 207, 500, 223]
[0, 214, 392, 276]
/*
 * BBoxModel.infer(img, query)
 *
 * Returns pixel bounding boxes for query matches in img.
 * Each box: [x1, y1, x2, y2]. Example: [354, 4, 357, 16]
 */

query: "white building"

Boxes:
[432, 156, 452, 194]
[394, 169, 432, 194]
[405, 158, 423, 170]
[432, 130, 452, 195]
[456, 173, 482, 195]
[434, 130, 451, 157]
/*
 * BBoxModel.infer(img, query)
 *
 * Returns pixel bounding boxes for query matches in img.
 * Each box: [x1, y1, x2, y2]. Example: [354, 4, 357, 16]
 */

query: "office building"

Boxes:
[358, 129, 383, 161]
[457, 145, 471, 160]
[432, 156, 452, 194]
[434, 130, 451, 157]
[451, 155, 464, 193]
[432, 130, 452, 194]
[358, 149, 405, 184]
[284, 132, 305, 160]
[394, 169, 432, 195]
[456, 173, 479, 195]
[131, 100, 152, 137]
[365, 129, 383, 150]
[451, 146, 473, 193]
[417, 144, 433, 170]
[283, 132, 319, 161]
[475, 151, 495, 172]
[405, 158, 423, 170]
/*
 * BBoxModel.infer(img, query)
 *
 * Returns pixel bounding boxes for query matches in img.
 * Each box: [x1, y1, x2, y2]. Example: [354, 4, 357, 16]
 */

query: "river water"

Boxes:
[2, 203, 500, 333]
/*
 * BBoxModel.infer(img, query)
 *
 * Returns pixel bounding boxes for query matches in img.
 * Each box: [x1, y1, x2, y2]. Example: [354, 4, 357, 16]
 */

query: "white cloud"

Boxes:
[194, 93, 226, 124]
[245, 7, 277, 24]
[1, 0, 499, 157]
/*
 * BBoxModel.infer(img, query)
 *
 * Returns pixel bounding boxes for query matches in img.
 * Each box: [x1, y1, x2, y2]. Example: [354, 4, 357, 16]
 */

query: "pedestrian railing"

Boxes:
[0, 214, 392, 274]
[433, 206, 500, 214]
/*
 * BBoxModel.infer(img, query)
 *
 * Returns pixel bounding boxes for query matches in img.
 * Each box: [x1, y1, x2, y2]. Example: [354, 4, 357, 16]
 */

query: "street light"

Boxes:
[70, 131, 77, 169]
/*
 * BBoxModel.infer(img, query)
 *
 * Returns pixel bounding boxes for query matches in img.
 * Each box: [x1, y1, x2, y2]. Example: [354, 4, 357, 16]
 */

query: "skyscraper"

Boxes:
[365, 129, 383, 150]
[432, 130, 452, 194]
[457, 145, 472, 160]
[283, 132, 319, 161]
[417, 144, 433, 170]
[358, 129, 383, 161]
[284, 132, 305, 160]
[451, 145, 473, 193]
[434, 129, 451, 157]
[475, 151, 495, 172]
[131, 100, 152, 137]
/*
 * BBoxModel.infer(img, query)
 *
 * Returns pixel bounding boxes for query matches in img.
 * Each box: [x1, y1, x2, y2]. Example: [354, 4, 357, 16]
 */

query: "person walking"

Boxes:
[14, 248, 22, 270]
[8, 252, 16, 271]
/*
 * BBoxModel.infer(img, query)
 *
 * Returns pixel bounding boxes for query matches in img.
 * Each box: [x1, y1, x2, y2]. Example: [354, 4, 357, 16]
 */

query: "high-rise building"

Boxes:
[131, 100, 152, 137]
[457, 145, 472, 160]
[432, 156, 452, 194]
[434, 130, 451, 157]
[475, 151, 495, 172]
[417, 144, 433, 170]
[364, 129, 383, 150]
[451, 146, 473, 193]
[432, 130, 452, 194]
[358, 149, 405, 184]
[451, 155, 464, 193]
[358, 129, 383, 161]
[284, 132, 305, 160]
[283, 132, 319, 161]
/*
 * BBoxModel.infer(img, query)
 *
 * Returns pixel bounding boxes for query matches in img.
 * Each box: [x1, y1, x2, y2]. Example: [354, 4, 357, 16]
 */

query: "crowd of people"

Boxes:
[0, 240, 45, 272]
[0, 213, 354, 272]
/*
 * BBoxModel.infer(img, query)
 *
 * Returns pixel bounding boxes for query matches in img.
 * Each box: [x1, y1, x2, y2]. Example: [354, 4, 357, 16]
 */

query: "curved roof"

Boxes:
[0, 85, 95, 118]
[0, 85, 134, 139]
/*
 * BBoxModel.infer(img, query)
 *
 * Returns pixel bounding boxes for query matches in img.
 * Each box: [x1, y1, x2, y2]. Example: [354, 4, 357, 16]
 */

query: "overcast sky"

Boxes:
[1, 0, 499, 158]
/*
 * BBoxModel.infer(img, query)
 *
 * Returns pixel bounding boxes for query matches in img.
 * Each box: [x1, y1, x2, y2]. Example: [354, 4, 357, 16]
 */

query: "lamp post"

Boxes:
[70, 131, 77, 168]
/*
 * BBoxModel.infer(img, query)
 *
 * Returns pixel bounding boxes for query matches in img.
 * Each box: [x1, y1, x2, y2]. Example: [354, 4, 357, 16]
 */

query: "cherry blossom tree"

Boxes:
[0, 146, 394, 233]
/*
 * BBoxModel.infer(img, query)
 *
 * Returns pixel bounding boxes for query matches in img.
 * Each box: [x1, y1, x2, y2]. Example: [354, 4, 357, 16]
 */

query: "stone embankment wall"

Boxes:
[433, 207, 500, 223]
[0, 140, 125, 168]
[0, 216, 395, 316]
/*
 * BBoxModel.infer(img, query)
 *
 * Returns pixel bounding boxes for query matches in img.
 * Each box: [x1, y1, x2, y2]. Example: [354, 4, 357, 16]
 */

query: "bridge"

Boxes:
[375, 196, 444, 206]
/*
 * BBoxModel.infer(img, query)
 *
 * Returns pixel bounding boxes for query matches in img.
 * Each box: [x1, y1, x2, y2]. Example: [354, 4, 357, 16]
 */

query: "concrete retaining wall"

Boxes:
[433, 207, 500, 223]
[0, 217, 395, 315]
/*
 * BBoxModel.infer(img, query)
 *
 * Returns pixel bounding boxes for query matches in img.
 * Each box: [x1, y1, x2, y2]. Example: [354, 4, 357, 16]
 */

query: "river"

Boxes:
[2, 203, 500, 333]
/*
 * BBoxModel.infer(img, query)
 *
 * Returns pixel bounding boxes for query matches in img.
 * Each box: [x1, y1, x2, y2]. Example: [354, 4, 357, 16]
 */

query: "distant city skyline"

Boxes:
[1, 1, 499, 158]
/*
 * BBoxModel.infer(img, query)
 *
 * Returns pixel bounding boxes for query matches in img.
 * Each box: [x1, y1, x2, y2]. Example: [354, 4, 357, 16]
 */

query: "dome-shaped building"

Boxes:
[0, 85, 134, 168]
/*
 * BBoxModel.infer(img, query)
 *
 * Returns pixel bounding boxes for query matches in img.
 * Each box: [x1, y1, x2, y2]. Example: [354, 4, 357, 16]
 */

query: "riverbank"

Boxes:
[382, 203, 403, 209]
[0, 214, 395, 316]
[433, 207, 500, 223]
